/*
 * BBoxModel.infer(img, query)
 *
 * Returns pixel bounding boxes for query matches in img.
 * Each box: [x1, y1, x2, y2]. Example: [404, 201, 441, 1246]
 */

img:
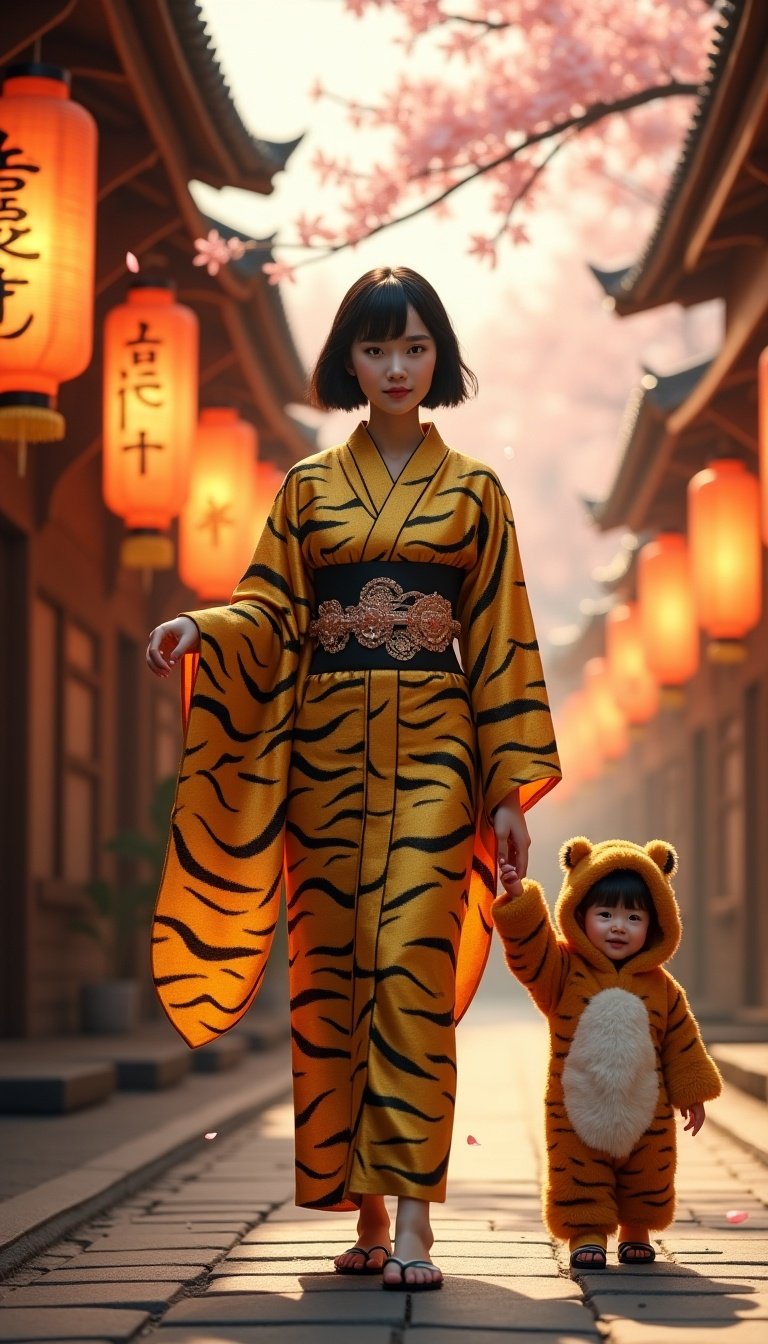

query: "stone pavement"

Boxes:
[0, 1003, 766, 1343]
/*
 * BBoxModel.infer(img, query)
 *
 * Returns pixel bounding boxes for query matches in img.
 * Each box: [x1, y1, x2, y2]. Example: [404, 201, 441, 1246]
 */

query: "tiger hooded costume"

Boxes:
[151, 422, 560, 1210]
[492, 837, 721, 1242]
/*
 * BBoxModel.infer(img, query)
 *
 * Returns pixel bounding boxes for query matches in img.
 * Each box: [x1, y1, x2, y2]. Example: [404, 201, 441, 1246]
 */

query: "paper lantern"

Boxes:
[583, 657, 628, 761]
[688, 459, 761, 661]
[0, 64, 97, 462]
[759, 347, 768, 543]
[246, 459, 285, 552]
[637, 534, 699, 691]
[557, 689, 603, 789]
[179, 408, 258, 599]
[605, 602, 659, 725]
[103, 278, 198, 568]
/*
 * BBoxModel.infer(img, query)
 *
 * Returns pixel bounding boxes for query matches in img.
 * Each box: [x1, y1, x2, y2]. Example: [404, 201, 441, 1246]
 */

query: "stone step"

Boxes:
[711, 1043, 768, 1103]
[192, 1033, 248, 1073]
[0, 1061, 115, 1114]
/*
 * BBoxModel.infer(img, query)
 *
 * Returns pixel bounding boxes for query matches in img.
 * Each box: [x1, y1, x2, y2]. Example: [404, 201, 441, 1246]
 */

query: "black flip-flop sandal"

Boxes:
[618, 1241, 656, 1265]
[334, 1244, 390, 1276]
[381, 1255, 443, 1291]
[569, 1244, 607, 1270]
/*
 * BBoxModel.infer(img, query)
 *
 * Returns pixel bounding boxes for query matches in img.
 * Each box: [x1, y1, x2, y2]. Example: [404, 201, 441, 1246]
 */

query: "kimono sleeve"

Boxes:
[457, 470, 560, 818]
[151, 469, 314, 1049]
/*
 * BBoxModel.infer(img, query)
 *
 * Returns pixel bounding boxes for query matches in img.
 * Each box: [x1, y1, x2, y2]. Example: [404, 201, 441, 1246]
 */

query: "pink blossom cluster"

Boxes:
[314, 0, 716, 264]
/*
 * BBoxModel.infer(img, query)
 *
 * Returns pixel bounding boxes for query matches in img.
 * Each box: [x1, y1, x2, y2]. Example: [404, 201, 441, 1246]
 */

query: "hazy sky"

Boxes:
[192, 0, 719, 645]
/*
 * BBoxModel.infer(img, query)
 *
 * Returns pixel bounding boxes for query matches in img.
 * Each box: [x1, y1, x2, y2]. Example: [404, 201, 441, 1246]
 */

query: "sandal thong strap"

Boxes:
[570, 1244, 607, 1268]
[618, 1241, 655, 1262]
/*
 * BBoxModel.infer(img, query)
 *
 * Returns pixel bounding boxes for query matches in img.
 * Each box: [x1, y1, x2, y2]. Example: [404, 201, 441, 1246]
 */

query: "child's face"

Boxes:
[583, 899, 650, 961]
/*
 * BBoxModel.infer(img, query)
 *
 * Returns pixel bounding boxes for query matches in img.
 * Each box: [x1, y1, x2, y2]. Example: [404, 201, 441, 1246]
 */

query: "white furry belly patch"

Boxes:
[561, 986, 659, 1158]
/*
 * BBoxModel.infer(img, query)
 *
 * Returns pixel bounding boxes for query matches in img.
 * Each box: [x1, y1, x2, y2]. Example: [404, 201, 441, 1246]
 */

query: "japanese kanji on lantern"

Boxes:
[103, 277, 198, 568]
[0, 63, 97, 467]
[605, 601, 659, 727]
[688, 458, 762, 661]
[637, 533, 699, 699]
[179, 407, 258, 599]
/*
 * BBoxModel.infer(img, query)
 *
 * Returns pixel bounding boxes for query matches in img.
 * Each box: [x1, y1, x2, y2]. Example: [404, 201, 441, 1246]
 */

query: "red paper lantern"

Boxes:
[583, 657, 628, 761]
[557, 689, 603, 789]
[250, 459, 285, 547]
[179, 408, 258, 600]
[637, 534, 699, 689]
[688, 459, 761, 661]
[605, 602, 659, 725]
[759, 347, 768, 543]
[0, 64, 97, 459]
[103, 278, 198, 568]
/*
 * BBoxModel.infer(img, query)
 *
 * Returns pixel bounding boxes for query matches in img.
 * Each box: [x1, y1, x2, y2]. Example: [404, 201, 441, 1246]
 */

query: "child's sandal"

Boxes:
[618, 1241, 655, 1264]
[569, 1244, 607, 1270]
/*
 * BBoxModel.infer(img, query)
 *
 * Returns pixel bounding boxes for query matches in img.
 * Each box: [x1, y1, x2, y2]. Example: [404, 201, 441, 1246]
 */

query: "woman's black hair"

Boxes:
[309, 266, 478, 410]
[574, 869, 663, 950]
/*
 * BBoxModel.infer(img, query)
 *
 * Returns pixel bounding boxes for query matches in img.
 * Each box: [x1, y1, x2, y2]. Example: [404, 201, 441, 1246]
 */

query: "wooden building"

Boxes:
[0, 1, 312, 1036]
[548, 0, 768, 1024]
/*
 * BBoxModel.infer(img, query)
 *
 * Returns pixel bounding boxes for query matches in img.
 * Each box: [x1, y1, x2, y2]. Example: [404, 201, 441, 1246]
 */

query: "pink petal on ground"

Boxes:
[466, 1134, 481, 1146]
[126, 252, 140, 273]
[725, 1210, 749, 1224]
[203, 1131, 218, 1141]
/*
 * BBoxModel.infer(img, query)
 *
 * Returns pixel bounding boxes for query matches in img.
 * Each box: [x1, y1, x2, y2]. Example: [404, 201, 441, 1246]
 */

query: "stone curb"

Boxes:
[0, 1046, 291, 1278]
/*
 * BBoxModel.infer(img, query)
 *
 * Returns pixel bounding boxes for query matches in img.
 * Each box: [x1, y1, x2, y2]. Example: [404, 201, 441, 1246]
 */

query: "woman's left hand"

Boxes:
[492, 789, 530, 878]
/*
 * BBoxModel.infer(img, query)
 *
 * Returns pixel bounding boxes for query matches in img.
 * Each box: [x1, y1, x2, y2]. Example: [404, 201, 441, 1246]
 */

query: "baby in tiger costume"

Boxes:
[492, 836, 722, 1270]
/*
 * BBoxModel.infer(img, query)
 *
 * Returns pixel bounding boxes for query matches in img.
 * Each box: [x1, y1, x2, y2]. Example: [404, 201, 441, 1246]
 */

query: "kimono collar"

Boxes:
[345, 420, 449, 515]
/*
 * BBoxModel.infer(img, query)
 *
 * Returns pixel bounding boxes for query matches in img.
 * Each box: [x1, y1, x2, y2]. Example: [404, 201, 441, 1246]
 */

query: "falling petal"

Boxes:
[204, 1131, 218, 1141]
[126, 252, 140, 273]
[725, 1210, 749, 1224]
[466, 1134, 481, 1146]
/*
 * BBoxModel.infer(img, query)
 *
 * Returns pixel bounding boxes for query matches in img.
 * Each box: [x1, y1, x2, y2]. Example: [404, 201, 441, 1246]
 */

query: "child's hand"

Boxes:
[680, 1102, 705, 1136]
[496, 859, 524, 904]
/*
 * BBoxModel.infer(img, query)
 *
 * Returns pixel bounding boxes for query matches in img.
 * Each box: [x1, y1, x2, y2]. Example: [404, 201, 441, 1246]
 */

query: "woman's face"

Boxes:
[348, 304, 437, 415]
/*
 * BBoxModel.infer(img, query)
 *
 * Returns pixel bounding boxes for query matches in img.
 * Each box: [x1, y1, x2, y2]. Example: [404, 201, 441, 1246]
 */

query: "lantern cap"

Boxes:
[121, 530, 174, 570]
[126, 275, 176, 293]
[2, 62, 71, 88]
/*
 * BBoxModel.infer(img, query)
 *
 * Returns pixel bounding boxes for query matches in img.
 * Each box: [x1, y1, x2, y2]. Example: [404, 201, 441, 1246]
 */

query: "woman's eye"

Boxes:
[408, 344, 426, 354]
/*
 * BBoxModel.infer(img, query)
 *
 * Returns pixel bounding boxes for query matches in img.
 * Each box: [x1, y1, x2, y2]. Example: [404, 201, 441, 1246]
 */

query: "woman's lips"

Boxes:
[384, 388, 410, 399]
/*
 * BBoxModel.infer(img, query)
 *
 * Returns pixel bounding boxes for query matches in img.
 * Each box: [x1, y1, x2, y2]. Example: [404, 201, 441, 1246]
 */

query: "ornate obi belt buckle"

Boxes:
[309, 576, 460, 662]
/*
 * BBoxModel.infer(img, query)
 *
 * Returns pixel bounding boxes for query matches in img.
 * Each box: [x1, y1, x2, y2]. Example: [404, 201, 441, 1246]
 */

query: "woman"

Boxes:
[147, 266, 560, 1290]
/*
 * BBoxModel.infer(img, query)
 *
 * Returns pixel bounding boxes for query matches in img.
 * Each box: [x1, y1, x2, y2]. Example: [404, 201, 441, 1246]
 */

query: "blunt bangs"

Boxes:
[309, 266, 478, 411]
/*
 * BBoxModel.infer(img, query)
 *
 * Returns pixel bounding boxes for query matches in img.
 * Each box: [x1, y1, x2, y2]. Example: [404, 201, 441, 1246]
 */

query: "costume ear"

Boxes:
[645, 840, 678, 877]
[559, 837, 592, 871]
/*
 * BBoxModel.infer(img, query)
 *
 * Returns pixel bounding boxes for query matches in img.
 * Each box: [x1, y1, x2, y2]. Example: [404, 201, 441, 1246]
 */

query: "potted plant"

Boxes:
[73, 777, 175, 1033]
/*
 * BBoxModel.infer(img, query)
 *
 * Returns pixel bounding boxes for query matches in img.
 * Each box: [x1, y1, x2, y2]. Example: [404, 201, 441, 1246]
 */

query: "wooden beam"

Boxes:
[0, 0, 77, 66]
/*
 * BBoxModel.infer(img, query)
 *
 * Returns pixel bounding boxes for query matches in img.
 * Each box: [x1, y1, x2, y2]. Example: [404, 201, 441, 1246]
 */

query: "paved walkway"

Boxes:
[0, 1005, 766, 1342]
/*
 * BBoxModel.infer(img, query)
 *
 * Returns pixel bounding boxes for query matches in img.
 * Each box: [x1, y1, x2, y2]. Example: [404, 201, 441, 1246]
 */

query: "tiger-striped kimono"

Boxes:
[152, 420, 560, 1210]
[492, 838, 722, 1241]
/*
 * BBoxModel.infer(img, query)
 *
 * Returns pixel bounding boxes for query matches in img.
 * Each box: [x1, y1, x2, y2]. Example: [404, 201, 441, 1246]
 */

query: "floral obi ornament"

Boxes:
[309, 577, 460, 661]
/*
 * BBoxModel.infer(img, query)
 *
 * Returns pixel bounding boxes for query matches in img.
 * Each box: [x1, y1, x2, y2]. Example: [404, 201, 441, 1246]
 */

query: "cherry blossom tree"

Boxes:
[303, 0, 717, 266]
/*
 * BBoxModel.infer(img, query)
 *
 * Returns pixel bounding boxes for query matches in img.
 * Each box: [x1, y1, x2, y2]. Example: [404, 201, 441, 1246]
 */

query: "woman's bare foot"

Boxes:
[334, 1193, 391, 1274]
[382, 1196, 442, 1289]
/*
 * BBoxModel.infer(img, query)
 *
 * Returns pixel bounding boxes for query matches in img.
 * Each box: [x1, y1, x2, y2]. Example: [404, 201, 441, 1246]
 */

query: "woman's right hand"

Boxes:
[146, 616, 200, 677]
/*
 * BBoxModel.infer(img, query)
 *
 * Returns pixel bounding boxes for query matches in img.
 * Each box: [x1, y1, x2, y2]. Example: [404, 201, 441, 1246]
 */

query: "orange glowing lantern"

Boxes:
[605, 602, 659, 726]
[0, 64, 97, 465]
[583, 657, 628, 761]
[637, 534, 699, 694]
[688, 459, 762, 661]
[179, 408, 258, 600]
[103, 278, 198, 568]
[759, 348, 768, 543]
[557, 689, 603, 788]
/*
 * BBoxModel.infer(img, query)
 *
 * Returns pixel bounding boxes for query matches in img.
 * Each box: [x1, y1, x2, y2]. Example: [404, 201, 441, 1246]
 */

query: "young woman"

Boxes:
[147, 266, 560, 1291]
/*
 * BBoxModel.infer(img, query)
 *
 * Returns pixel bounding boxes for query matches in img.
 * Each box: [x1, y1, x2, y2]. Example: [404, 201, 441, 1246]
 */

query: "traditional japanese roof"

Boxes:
[589, 0, 766, 315]
[590, 359, 712, 533]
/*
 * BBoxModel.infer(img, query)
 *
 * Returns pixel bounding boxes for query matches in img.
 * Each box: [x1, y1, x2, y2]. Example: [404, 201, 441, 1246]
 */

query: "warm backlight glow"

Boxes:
[0, 66, 97, 442]
[637, 534, 699, 687]
[605, 602, 659, 725]
[583, 657, 628, 761]
[688, 459, 761, 648]
[180, 408, 259, 599]
[757, 348, 768, 545]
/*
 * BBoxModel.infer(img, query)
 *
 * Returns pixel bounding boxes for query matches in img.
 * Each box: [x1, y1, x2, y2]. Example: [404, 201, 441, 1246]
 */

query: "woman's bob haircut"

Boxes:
[309, 266, 478, 411]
